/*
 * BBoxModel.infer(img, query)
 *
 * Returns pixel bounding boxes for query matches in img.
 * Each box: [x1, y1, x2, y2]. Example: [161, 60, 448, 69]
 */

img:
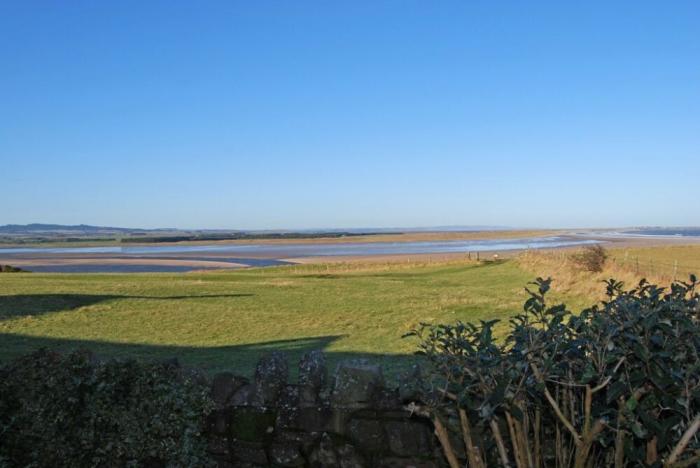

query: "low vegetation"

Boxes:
[572, 244, 608, 272]
[0, 265, 25, 273]
[410, 275, 700, 467]
[0, 349, 213, 467]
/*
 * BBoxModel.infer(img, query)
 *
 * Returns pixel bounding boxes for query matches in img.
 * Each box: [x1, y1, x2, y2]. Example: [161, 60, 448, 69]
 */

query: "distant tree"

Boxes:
[573, 244, 608, 272]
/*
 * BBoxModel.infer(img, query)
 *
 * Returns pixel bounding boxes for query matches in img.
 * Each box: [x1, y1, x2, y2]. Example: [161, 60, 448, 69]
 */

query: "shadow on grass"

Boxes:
[0, 294, 423, 378]
[0, 293, 254, 320]
[0, 333, 423, 380]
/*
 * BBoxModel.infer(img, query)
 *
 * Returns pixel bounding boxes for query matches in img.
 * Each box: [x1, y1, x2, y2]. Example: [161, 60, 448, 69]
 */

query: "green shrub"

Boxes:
[0, 265, 25, 273]
[0, 350, 214, 467]
[408, 275, 700, 467]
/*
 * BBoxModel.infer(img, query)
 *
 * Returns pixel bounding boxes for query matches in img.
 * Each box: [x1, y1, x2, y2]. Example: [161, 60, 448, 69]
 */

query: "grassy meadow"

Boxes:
[2, 244, 698, 378]
[0, 260, 554, 377]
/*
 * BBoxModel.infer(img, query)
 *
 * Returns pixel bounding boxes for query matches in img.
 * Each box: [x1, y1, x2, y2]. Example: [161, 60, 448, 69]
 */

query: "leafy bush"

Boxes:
[0, 350, 214, 467]
[572, 244, 608, 272]
[408, 275, 700, 467]
[0, 265, 25, 273]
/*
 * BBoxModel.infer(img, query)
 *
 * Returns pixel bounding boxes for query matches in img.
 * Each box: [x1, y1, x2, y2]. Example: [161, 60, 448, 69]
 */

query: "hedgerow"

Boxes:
[408, 275, 700, 467]
[0, 350, 214, 467]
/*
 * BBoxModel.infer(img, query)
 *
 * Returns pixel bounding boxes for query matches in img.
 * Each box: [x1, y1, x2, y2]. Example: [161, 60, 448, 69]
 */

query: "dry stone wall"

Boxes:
[206, 351, 444, 467]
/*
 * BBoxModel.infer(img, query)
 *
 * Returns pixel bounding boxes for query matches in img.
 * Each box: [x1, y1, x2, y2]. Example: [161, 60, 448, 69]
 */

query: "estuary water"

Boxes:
[620, 228, 700, 237]
[0, 236, 597, 257]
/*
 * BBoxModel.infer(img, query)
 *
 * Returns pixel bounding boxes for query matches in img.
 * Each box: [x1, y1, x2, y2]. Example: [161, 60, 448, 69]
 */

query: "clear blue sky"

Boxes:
[1, 1, 698, 230]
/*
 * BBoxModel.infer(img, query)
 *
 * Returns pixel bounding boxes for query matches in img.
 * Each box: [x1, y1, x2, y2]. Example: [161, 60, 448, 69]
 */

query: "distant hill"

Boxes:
[0, 223, 511, 235]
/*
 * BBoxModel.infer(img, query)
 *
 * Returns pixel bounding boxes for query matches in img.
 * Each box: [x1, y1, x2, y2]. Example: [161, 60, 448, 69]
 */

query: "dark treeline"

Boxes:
[119, 232, 394, 243]
[0, 232, 401, 246]
[0, 237, 118, 245]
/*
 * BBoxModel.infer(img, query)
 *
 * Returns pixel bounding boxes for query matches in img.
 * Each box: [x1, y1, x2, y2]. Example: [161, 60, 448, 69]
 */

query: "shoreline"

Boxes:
[2, 231, 699, 273]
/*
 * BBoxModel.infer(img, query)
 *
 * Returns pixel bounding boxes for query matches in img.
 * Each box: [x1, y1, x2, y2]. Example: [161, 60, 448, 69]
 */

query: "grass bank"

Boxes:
[516, 244, 700, 302]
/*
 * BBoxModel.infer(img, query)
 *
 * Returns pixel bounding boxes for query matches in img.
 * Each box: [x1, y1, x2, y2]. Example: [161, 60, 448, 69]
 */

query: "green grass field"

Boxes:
[5, 243, 698, 378]
[0, 260, 553, 377]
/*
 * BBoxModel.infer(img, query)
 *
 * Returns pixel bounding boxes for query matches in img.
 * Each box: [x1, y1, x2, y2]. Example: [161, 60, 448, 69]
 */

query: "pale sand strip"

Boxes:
[282, 252, 489, 265]
[0, 258, 245, 269]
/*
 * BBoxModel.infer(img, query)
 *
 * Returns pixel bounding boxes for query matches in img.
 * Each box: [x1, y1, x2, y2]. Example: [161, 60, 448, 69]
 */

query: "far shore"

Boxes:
[0, 229, 557, 249]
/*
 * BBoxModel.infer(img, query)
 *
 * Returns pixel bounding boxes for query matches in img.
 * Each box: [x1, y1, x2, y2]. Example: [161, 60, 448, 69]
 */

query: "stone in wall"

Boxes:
[253, 352, 289, 405]
[331, 360, 384, 408]
[298, 350, 326, 405]
[212, 372, 249, 408]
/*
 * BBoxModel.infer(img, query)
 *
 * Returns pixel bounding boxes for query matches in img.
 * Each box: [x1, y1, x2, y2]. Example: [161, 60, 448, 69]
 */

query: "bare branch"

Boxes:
[530, 362, 582, 444]
[667, 414, 700, 466]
